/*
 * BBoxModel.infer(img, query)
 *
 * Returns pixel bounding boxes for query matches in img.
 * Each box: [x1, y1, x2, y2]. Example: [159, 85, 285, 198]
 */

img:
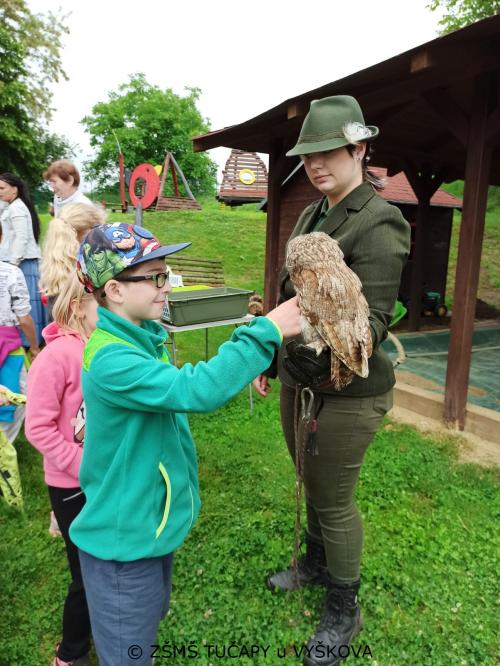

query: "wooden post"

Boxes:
[134, 202, 143, 227]
[118, 152, 127, 213]
[156, 153, 171, 210]
[171, 160, 180, 197]
[444, 75, 493, 428]
[263, 140, 288, 312]
[170, 153, 197, 201]
[404, 168, 443, 331]
[407, 198, 429, 331]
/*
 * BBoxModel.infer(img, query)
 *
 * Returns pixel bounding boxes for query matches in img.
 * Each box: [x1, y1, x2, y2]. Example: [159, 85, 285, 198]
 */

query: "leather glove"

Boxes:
[283, 340, 331, 387]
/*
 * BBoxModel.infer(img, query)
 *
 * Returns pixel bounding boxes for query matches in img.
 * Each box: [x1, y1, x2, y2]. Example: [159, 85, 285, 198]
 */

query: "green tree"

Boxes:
[0, 0, 68, 119]
[428, 0, 500, 34]
[82, 74, 217, 195]
[0, 0, 70, 185]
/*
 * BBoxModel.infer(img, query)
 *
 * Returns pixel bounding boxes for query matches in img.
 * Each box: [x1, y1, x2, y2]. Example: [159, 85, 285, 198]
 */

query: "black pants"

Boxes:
[48, 486, 91, 661]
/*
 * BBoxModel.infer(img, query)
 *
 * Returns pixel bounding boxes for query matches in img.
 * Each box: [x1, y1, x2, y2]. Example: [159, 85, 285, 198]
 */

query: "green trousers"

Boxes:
[280, 384, 393, 584]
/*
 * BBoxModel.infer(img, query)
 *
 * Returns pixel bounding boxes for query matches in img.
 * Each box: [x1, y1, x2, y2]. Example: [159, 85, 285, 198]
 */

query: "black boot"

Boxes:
[303, 579, 363, 666]
[266, 537, 328, 591]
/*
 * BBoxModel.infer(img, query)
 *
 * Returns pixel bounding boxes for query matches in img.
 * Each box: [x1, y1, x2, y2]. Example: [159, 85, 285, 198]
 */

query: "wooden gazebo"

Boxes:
[217, 149, 268, 206]
[193, 15, 500, 430]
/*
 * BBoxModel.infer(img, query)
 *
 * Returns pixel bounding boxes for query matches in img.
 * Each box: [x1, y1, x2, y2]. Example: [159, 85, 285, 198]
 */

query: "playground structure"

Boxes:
[218, 150, 268, 206]
[117, 150, 201, 213]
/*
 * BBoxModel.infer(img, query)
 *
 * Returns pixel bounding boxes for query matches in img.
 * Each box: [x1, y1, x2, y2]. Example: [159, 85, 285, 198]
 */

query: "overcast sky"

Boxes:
[29, 0, 443, 188]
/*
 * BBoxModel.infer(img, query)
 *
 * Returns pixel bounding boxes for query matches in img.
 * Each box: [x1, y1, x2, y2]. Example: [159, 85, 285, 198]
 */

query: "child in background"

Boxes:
[59, 202, 106, 243]
[0, 259, 39, 509]
[0, 258, 39, 431]
[0, 386, 26, 510]
[39, 203, 104, 531]
[40, 203, 106, 320]
[25, 274, 98, 666]
[68, 222, 300, 666]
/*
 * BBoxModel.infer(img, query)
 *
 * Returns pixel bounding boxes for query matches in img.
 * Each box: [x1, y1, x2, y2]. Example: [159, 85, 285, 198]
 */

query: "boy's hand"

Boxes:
[253, 374, 271, 397]
[266, 296, 301, 339]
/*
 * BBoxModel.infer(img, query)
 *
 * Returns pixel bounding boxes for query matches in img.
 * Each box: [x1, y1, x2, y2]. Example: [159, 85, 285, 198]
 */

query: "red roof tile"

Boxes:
[372, 167, 462, 208]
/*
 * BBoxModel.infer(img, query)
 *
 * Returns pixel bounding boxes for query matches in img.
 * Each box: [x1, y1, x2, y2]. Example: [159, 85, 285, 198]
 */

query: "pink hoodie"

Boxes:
[25, 322, 85, 488]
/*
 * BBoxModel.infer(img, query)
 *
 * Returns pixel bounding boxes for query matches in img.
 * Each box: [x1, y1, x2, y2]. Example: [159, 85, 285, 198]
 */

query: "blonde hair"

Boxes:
[52, 273, 94, 341]
[39, 204, 106, 296]
[59, 203, 106, 242]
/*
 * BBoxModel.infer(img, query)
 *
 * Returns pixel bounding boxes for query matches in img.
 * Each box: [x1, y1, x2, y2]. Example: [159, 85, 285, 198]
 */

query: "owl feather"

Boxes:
[286, 231, 373, 389]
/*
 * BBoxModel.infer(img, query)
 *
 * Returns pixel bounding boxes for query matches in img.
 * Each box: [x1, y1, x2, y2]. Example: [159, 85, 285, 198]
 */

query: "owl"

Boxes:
[285, 231, 372, 389]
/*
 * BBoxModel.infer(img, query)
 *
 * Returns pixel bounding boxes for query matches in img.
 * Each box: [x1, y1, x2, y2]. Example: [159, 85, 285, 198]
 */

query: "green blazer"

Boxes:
[277, 181, 411, 397]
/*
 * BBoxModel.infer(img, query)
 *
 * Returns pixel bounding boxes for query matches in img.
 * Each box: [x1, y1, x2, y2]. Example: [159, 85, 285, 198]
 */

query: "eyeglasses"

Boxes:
[116, 271, 170, 289]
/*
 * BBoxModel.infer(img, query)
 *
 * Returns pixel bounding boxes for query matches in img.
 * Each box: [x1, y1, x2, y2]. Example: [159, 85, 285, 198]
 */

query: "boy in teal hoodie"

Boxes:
[69, 222, 300, 666]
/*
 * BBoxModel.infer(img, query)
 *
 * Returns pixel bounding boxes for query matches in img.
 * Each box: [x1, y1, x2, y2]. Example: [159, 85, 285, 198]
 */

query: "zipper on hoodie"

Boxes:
[156, 462, 172, 538]
[188, 484, 194, 529]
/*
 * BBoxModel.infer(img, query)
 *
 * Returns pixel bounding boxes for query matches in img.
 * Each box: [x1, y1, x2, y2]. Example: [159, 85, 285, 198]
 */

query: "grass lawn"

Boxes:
[1, 395, 498, 665]
[1, 198, 498, 665]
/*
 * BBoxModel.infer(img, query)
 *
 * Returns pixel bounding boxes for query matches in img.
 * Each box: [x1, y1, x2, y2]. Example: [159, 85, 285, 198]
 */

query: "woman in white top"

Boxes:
[43, 160, 92, 217]
[0, 173, 47, 344]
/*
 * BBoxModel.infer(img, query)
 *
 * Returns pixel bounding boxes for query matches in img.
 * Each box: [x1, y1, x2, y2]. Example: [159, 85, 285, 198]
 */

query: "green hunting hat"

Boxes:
[286, 95, 379, 157]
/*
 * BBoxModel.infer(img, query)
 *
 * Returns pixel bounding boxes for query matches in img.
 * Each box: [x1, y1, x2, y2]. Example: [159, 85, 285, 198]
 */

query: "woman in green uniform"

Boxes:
[253, 95, 411, 666]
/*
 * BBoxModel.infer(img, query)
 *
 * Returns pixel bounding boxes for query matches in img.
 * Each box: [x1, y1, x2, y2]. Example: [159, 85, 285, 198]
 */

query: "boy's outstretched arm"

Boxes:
[88, 299, 301, 414]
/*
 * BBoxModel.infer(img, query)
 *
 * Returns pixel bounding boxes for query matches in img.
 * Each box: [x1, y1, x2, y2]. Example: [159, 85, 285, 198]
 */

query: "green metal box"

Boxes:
[162, 287, 252, 326]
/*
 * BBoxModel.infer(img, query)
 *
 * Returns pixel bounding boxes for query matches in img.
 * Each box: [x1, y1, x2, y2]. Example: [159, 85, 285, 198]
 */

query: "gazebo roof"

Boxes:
[370, 167, 462, 208]
[193, 14, 500, 185]
[259, 164, 463, 211]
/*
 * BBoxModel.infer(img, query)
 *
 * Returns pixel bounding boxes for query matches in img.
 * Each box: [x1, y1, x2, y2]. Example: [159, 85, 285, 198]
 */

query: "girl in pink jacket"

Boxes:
[26, 273, 98, 666]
